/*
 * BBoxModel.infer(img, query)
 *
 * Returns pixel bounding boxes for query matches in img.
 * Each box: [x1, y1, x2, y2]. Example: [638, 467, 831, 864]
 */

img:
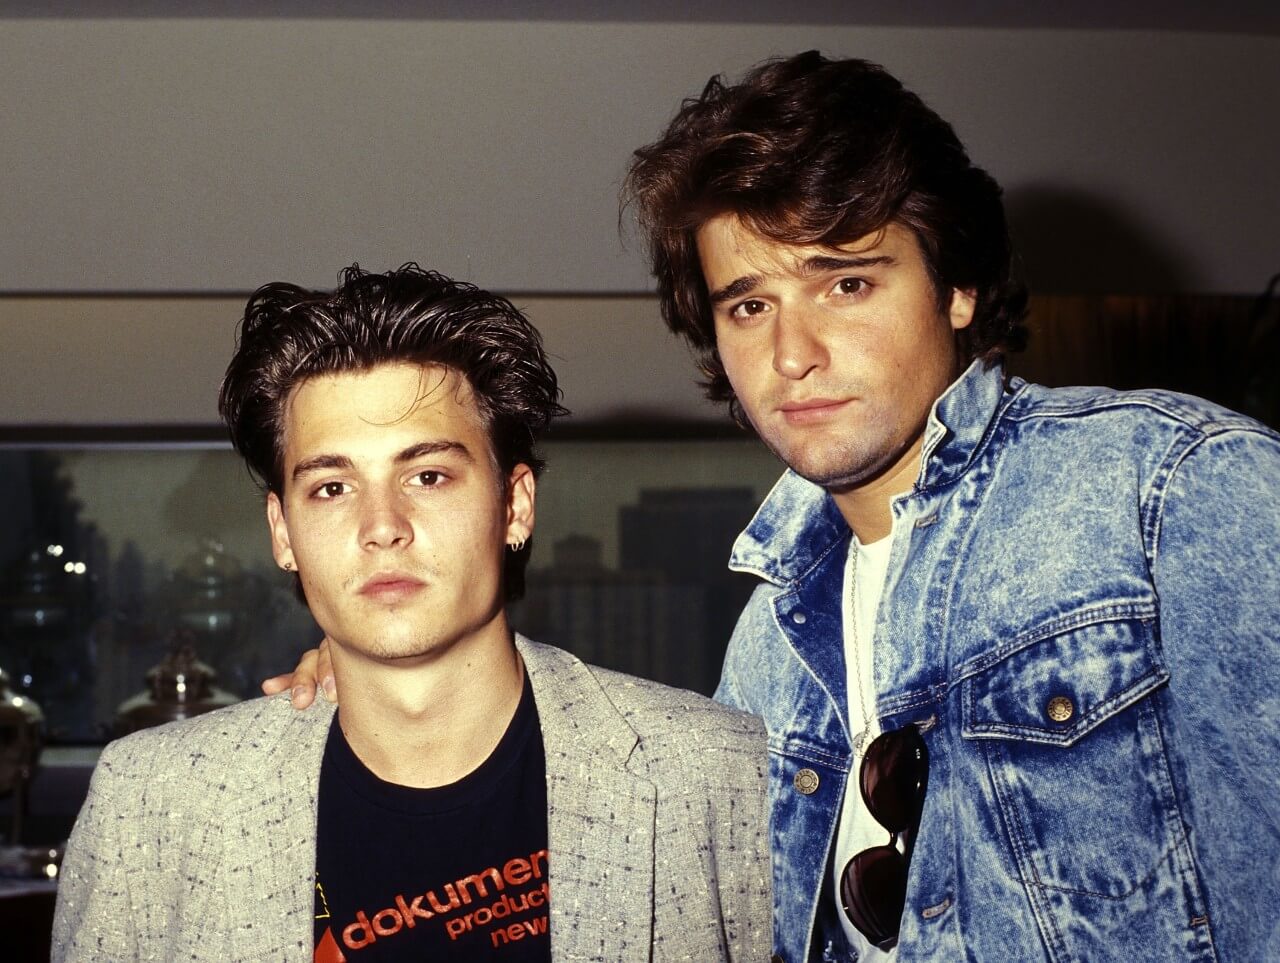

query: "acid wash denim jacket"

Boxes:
[715, 360, 1280, 963]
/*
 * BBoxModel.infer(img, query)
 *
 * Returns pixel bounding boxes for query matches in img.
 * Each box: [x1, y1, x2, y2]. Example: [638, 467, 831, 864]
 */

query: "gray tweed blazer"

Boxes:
[52, 637, 772, 961]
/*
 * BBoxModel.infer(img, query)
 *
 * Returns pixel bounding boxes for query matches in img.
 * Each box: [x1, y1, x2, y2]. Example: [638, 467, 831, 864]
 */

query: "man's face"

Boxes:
[697, 214, 975, 492]
[266, 362, 534, 665]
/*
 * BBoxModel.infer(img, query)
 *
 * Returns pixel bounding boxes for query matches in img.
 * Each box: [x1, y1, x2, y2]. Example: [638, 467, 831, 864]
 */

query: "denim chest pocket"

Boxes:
[959, 609, 1182, 899]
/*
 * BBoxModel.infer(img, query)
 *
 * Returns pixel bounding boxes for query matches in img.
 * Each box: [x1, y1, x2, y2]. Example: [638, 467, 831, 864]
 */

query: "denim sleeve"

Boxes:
[1152, 425, 1280, 957]
[714, 583, 778, 715]
[714, 655, 749, 713]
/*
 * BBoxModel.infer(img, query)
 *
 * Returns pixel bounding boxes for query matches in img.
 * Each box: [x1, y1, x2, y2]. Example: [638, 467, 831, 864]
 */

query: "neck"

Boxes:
[331, 622, 525, 788]
[830, 431, 926, 545]
[830, 356, 970, 543]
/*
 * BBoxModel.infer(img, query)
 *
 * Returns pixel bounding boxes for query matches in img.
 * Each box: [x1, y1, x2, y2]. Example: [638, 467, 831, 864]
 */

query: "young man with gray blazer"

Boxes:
[51, 264, 771, 962]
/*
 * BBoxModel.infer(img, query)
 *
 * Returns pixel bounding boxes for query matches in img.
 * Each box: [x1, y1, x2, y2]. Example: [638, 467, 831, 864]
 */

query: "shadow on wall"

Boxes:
[1005, 184, 1198, 295]
[1003, 185, 1280, 428]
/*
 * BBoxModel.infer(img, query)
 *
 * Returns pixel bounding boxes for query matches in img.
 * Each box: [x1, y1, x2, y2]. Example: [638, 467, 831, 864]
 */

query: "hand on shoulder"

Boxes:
[261, 637, 337, 708]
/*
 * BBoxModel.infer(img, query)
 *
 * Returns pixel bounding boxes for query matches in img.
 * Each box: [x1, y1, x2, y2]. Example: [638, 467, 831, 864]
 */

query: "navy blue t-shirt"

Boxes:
[313, 677, 551, 962]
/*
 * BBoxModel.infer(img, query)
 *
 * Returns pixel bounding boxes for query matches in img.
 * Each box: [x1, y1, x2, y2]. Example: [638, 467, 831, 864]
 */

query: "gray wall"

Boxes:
[3, 20, 1277, 294]
[1, 295, 713, 424]
[2, 18, 1277, 424]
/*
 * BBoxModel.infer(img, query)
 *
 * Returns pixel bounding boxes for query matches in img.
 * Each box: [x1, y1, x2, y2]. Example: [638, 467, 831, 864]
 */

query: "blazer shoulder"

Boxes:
[110, 694, 318, 754]
[588, 663, 766, 751]
[95, 695, 333, 802]
[517, 636, 765, 778]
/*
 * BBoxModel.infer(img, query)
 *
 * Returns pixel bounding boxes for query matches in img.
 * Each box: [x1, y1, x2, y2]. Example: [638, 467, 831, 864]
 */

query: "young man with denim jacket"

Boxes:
[275, 52, 1279, 962]
[621, 52, 1280, 962]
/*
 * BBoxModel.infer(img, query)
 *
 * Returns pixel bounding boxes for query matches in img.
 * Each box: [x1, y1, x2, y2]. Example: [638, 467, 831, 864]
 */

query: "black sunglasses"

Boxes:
[838, 724, 929, 949]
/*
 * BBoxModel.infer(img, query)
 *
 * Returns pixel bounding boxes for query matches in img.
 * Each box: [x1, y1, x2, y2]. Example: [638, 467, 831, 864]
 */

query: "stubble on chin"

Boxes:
[760, 417, 890, 491]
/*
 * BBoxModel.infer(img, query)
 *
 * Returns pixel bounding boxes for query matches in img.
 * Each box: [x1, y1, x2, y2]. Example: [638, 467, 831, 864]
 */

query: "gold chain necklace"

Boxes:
[849, 542, 873, 755]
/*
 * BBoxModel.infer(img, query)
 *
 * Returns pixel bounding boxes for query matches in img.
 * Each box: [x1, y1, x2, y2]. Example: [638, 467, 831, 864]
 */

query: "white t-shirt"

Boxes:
[830, 534, 896, 960]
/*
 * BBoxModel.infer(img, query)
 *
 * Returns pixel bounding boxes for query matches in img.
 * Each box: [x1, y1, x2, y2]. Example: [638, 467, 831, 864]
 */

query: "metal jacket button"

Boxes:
[791, 610, 807, 624]
[794, 768, 820, 794]
[1046, 695, 1075, 723]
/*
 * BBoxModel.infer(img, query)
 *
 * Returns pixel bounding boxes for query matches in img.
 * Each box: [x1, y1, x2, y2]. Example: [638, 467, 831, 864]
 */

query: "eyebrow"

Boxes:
[803, 253, 895, 275]
[395, 440, 474, 465]
[290, 440, 474, 482]
[707, 254, 897, 306]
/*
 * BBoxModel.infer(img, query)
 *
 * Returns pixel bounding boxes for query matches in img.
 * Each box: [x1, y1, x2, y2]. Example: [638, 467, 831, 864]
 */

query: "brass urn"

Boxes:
[113, 639, 240, 737]
[0, 666, 44, 846]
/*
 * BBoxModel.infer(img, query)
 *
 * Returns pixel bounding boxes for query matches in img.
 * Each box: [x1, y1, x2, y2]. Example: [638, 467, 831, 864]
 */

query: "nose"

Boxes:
[359, 489, 414, 550]
[771, 310, 827, 380]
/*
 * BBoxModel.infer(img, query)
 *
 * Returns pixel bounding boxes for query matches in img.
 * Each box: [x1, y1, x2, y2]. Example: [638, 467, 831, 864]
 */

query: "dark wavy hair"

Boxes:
[624, 51, 1028, 420]
[218, 262, 567, 599]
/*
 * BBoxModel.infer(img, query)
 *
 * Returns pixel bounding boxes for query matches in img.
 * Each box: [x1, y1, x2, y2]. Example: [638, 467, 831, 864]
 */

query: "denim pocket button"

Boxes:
[1046, 695, 1074, 722]
[791, 611, 807, 624]
[794, 768, 820, 794]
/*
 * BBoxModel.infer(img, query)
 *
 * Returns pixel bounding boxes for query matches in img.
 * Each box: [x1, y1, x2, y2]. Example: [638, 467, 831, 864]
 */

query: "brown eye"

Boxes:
[412, 470, 443, 487]
[315, 481, 349, 499]
[835, 277, 867, 295]
[731, 299, 768, 319]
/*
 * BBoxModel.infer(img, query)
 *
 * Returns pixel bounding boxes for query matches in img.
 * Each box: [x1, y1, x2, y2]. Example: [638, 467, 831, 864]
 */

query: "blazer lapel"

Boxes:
[519, 637, 658, 962]
[206, 645, 658, 960]
[219, 699, 334, 960]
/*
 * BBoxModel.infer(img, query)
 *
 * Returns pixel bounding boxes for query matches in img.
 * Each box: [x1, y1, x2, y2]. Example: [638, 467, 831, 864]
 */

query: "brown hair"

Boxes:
[624, 51, 1027, 419]
[218, 263, 567, 599]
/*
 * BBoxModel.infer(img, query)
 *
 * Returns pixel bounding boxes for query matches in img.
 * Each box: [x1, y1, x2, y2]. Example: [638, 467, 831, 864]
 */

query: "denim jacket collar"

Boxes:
[729, 358, 1008, 586]
[917, 357, 1010, 490]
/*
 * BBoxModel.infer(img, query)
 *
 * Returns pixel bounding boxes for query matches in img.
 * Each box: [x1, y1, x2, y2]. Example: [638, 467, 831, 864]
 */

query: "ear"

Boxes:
[504, 464, 537, 547]
[266, 492, 297, 572]
[948, 288, 977, 331]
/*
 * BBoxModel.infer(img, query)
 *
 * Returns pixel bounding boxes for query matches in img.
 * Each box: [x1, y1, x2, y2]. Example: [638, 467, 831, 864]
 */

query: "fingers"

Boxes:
[257, 639, 339, 710]
[317, 637, 337, 703]
[260, 645, 323, 709]
[260, 674, 293, 696]
[259, 673, 317, 708]
[290, 645, 323, 708]
[289, 681, 318, 710]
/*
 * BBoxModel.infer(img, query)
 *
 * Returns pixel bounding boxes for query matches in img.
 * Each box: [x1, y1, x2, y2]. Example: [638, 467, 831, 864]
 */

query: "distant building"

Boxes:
[515, 487, 759, 695]
[514, 533, 705, 687]
[620, 488, 759, 693]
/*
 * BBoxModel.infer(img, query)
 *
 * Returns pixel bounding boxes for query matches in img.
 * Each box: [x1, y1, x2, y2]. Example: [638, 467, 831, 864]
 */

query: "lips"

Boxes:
[777, 397, 850, 424]
[359, 573, 426, 602]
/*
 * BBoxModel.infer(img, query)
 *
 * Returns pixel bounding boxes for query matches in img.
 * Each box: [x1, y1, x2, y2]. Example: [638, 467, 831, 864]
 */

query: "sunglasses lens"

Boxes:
[860, 727, 928, 832]
[841, 845, 908, 948]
